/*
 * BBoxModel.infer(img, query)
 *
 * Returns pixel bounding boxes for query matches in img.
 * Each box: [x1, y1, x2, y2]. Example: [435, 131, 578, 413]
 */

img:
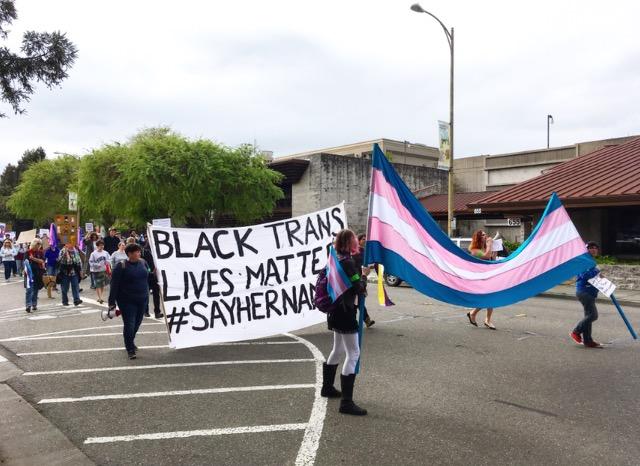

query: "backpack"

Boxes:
[313, 268, 339, 314]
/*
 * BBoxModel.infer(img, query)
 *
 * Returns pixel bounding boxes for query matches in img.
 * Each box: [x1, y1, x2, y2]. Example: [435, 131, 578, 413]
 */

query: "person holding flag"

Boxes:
[322, 229, 370, 416]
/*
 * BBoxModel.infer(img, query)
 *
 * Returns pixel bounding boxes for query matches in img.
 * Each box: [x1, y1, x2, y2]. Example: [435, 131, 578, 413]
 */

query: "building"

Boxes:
[469, 137, 640, 258]
[279, 138, 440, 167]
[267, 139, 447, 234]
[419, 134, 639, 242]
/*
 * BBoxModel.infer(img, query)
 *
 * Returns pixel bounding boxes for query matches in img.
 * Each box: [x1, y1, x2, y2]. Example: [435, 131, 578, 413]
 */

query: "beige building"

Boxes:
[278, 138, 440, 168]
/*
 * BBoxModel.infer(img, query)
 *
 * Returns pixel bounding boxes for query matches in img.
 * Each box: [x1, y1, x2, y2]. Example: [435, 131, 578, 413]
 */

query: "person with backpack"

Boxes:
[108, 243, 150, 360]
[320, 229, 370, 416]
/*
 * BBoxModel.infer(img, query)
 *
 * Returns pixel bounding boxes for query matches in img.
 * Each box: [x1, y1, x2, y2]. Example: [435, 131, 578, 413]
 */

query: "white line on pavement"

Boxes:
[39, 383, 315, 403]
[17, 340, 302, 356]
[2, 322, 165, 341]
[284, 333, 328, 466]
[24, 358, 315, 376]
[0, 355, 7, 362]
[1, 331, 167, 342]
[84, 423, 308, 444]
[27, 315, 56, 320]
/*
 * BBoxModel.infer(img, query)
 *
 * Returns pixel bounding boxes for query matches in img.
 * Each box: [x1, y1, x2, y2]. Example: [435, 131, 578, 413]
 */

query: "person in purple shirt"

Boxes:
[570, 242, 603, 348]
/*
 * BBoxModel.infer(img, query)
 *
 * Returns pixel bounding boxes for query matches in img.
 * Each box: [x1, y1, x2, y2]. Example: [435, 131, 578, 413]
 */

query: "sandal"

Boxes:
[466, 312, 478, 327]
[484, 321, 496, 330]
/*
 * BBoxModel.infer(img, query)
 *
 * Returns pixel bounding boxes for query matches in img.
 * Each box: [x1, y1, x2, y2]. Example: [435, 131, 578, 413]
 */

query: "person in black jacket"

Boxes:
[142, 242, 162, 319]
[108, 243, 149, 360]
[103, 228, 121, 256]
[322, 229, 370, 416]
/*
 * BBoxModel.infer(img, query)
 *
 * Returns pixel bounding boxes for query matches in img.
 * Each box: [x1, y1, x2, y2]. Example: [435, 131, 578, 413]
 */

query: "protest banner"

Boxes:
[587, 275, 616, 298]
[148, 203, 347, 349]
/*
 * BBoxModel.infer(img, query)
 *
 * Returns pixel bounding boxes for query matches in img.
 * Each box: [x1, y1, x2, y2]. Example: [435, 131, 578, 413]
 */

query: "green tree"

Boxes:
[0, 0, 78, 117]
[6, 154, 79, 223]
[0, 147, 46, 223]
[79, 128, 284, 227]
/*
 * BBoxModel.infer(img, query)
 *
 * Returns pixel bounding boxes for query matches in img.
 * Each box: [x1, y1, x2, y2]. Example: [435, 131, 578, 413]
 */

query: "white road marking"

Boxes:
[2, 331, 167, 342]
[17, 340, 301, 356]
[4, 322, 165, 341]
[79, 309, 101, 314]
[284, 333, 328, 466]
[84, 423, 308, 444]
[27, 315, 56, 320]
[39, 383, 315, 403]
[24, 358, 315, 376]
[0, 355, 7, 362]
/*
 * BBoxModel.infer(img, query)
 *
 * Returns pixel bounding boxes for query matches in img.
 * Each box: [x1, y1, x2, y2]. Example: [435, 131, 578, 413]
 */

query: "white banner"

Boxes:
[148, 203, 347, 349]
[152, 218, 172, 228]
[588, 275, 616, 297]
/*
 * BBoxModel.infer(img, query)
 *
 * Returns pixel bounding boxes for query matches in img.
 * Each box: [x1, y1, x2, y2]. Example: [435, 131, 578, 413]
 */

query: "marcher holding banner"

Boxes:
[570, 242, 604, 348]
[324, 229, 369, 416]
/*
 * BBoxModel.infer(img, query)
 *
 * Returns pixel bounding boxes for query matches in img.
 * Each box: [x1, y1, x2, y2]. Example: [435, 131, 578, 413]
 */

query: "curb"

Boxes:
[539, 292, 640, 309]
[0, 356, 94, 466]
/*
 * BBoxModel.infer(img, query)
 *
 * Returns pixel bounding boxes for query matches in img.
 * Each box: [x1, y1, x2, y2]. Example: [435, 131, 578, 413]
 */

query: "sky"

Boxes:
[1, 0, 639, 168]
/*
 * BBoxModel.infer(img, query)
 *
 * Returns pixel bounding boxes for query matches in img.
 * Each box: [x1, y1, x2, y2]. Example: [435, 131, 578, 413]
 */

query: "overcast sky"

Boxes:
[1, 0, 639, 168]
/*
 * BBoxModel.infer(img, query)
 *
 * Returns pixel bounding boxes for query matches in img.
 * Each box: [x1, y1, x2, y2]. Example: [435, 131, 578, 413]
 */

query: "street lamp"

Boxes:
[547, 114, 554, 148]
[410, 3, 455, 236]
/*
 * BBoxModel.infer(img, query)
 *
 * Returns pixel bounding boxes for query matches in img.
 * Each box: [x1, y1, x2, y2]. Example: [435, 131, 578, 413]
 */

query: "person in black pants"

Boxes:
[108, 243, 149, 359]
[142, 242, 162, 319]
[570, 242, 603, 348]
[352, 234, 375, 328]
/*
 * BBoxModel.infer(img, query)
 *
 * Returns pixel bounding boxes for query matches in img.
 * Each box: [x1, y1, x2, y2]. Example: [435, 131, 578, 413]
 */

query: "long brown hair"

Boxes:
[469, 230, 485, 251]
[334, 229, 356, 256]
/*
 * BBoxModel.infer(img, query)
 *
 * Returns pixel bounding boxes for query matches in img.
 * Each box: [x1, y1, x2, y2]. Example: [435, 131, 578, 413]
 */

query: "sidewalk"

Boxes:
[540, 284, 640, 308]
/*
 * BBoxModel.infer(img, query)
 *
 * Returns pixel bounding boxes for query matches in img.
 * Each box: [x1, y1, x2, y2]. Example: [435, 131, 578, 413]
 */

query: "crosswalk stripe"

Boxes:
[84, 423, 308, 444]
[39, 383, 315, 403]
[24, 358, 315, 376]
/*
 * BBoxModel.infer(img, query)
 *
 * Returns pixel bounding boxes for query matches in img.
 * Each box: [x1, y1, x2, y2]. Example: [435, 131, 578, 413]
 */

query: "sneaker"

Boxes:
[154, 312, 163, 319]
[127, 351, 137, 360]
[144, 312, 151, 317]
[25, 306, 31, 313]
[365, 317, 376, 328]
[62, 302, 70, 306]
[584, 341, 603, 348]
[74, 300, 83, 306]
[569, 331, 582, 344]
[31, 306, 37, 311]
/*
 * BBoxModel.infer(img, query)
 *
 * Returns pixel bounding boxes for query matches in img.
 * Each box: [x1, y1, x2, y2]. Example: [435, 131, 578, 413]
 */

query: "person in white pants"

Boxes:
[321, 229, 370, 416]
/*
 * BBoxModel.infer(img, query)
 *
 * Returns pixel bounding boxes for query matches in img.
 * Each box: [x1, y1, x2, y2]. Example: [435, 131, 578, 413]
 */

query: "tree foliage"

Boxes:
[78, 128, 284, 227]
[0, 146, 46, 222]
[0, 0, 78, 117]
[6, 154, 79, 223]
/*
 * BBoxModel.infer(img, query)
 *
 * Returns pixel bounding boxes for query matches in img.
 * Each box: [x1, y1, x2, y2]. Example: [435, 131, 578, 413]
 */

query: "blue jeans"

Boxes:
[575, 291, 598, 344]
[120, 298, 148, 353]
[3, 261, 15, 280]
[25, 284, 38, 308]
[46, 265, 56, 276]
[61, 274, 80, 305]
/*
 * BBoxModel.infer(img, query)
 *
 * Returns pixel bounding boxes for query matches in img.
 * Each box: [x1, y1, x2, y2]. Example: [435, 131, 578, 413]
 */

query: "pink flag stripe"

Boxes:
[371, 168, 574, 273]
[368, 218, 587, 293]
[326, 248, 350, 300]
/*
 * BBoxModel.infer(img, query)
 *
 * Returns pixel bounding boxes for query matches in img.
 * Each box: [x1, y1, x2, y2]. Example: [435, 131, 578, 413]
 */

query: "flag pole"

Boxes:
[355, 144, 379, 375]
[610, 294, 638, 340]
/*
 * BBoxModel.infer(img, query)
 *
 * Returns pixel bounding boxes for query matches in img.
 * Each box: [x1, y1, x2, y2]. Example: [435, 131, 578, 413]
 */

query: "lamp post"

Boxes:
[410, 3, 455, 236]
[547, 114, 554, 148]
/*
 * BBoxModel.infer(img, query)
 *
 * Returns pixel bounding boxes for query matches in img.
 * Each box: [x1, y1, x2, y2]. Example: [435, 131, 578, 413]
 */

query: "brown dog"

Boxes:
[42, 275, 57, 299]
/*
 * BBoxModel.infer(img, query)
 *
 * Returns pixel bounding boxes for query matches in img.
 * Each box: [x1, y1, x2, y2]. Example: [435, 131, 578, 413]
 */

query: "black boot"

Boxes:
[320, 363, 341, 398]
[339, 374, 367, 415]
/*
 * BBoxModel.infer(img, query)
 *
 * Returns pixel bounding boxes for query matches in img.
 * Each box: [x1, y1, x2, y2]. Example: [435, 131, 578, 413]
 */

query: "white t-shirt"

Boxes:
[1, 247, 16, 262]
[89, 250, 111, 272]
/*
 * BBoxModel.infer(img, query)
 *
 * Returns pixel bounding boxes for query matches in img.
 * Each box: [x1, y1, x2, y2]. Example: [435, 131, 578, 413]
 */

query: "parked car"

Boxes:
[384, 272, 403, 287]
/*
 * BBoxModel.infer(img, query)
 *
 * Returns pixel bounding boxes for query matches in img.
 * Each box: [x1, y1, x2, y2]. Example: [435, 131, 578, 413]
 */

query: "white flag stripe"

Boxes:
[371, 193, 581, 280]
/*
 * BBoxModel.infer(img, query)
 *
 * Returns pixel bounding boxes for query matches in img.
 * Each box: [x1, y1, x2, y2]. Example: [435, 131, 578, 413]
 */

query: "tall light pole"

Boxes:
[410, 3, 455, 236]
[547, 114, 554, 148]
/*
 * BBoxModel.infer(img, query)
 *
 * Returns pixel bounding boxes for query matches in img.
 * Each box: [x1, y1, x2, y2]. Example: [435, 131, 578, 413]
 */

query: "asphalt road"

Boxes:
[1, 277, 639, 466]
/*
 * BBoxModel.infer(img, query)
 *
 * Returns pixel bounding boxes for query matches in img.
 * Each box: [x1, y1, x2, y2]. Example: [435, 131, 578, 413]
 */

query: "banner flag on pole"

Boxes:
[376, 264, 395, 307]
[364, 143, 596, 308]
[326, 245, 352, 303]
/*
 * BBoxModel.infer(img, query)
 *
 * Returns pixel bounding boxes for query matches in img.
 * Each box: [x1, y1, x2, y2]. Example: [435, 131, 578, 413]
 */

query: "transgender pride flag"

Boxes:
[326, 245, 352, 303]
[364, 144, 595, 308]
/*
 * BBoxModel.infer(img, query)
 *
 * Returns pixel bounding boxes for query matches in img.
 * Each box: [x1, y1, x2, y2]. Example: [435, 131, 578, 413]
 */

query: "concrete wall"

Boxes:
[292, 154, 447, 235]
[454, 155, 486, 192]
